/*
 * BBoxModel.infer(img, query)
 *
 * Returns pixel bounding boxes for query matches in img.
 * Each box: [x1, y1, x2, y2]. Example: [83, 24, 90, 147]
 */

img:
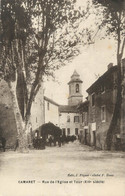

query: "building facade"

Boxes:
[59, 105, 80, 136]
[86, 64, 118, 150]
[44, 96, 59, 126]
[78, 61, 125, 150]
[30, 85, 45, 132]
[77, 100, 89, 144]
[59, 70, 83, 136]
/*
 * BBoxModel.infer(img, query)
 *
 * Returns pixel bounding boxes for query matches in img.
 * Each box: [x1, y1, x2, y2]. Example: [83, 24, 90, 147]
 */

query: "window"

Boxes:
[101, 106, 106, 122]
[92, 93, 95, 106]
[74, 116, 79, 123]
[101, 84, 105, 93]
[62, 128, 66, 135]
[35, 130, 39, 138]
[47, 102, 49, 110]
[75, 128, 78, 135]
[76, 84, 79, 93]
[69, 85, 71, 94]
[67, 128, 70, 135]
[67, 115, 70, 122]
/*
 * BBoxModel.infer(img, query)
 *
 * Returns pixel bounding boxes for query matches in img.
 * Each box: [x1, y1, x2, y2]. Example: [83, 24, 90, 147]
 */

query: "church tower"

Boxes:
[68, 70, 83, 106]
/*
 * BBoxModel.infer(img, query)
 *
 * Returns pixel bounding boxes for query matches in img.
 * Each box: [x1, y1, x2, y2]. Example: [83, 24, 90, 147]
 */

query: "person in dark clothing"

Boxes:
[49, 135, 53, 146]
[1, 137, 6, 152]
[58, 136, 61, 147]
[14, 138, 19, 151]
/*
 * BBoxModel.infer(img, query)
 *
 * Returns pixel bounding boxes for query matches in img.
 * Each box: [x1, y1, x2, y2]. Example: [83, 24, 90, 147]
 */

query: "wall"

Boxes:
[0, 80, 17, 148]
[68, 82, 83, 106]
[68, 95, 83, 106]
[59, 112, 80, 136]
[31, 85, 44, 132]
[79, 112, 90, 145]
[44, 100, 59, 126]
[87, 71, 117, 150]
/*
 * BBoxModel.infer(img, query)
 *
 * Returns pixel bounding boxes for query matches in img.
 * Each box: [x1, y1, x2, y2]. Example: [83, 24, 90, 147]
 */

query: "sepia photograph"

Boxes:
[0, 0, 125, 195]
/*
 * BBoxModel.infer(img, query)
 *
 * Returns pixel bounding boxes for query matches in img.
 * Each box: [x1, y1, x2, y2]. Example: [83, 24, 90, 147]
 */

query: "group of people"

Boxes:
[0, 134, 77, 152]
[33, 134, 77, 150]
[33, 137, 45, 149]
[46, 135, 60, 147]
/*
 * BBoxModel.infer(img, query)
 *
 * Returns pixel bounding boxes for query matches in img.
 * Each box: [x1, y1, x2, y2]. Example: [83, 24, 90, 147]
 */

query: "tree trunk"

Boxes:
[24, 114, 33, 149]
[8, 79, 29, 152]
[106, 57, 122, 150]
[105, 19, 124, 151]
[120, 59, 125, 150]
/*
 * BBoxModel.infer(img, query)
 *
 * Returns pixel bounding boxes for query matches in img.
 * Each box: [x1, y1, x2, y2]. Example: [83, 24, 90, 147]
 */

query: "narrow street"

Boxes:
[0, 141, 125, 196]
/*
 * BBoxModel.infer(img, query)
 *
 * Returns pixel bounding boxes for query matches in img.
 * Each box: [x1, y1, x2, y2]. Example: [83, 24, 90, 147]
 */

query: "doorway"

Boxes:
[93, 131, 96, 146]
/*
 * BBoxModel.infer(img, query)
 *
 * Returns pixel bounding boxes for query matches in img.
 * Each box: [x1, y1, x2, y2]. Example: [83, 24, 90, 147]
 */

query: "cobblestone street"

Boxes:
[0, 141, 125, 196]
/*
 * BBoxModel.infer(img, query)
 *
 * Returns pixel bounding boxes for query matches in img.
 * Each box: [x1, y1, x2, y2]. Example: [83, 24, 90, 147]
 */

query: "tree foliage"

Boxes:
[0, 0, 83, 149]
[1, 0, 81, 116]
[92, 0, 125, 56]
[92, 0, 125, 150]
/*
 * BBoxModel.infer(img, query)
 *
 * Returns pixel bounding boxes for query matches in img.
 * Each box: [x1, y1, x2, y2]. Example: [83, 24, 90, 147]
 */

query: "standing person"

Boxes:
[14, 137, 19, 151]
[58, 136, 61, 147]
[1, 137, 6, 152]
[49, 135, 53, 146]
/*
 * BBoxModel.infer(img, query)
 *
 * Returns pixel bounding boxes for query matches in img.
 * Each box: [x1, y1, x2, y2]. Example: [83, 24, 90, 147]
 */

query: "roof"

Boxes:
[68, 78, 83, 84]
[87, 65, 117, 94]
[77, 100, 89, 112]
[68, 70, 83, 85]
[44, 96, 59, 106]
[71, 70, 79, 77]
[59, 105, 78, 113]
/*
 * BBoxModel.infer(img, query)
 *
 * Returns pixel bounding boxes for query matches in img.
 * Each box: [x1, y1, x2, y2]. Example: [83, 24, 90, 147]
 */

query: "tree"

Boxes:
[0, 0, 82, 151]
[92, 0, 125, 150]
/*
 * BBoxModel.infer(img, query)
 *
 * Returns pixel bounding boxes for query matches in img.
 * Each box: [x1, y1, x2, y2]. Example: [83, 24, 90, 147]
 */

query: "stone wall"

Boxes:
[87, 71, 117, 150]
[0, 80, 17, 148]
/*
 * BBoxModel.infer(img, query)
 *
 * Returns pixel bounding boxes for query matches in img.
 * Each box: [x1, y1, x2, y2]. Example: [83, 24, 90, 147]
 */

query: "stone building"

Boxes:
[78, 60, 125, 150]
[30, 85, 45, 134]
[59, 70, 83, 136]
[77, 100, 89, 144]
[44, 96, 59, 126]
[86, 64, 118, 149]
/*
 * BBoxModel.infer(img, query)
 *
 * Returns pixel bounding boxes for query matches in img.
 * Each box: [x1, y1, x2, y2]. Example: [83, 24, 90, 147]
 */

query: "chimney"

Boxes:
[108, 63, 113, 70]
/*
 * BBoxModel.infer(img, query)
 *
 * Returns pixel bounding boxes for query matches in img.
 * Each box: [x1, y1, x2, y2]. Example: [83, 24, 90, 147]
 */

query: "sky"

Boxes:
[44, 38, 117, 105]
[44, 0, 124, 105]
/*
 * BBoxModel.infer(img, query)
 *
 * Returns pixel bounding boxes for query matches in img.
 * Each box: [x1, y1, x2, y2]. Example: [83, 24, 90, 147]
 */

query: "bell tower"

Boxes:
[68, 70, 83, 106]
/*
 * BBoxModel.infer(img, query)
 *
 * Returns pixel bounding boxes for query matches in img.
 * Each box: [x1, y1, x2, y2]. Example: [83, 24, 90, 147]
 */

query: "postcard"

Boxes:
[0, 0, 125, 195]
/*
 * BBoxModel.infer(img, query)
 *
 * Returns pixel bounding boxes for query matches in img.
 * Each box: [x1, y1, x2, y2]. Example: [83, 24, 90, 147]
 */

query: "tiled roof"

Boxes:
[86, 65, 117, 94]
[59, 105, 78, 113]
[77, 100, 89, 112]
